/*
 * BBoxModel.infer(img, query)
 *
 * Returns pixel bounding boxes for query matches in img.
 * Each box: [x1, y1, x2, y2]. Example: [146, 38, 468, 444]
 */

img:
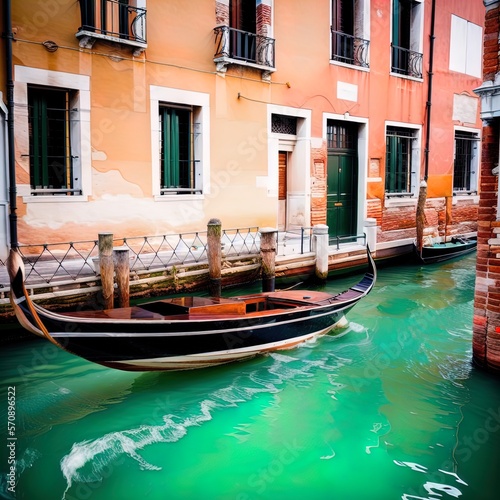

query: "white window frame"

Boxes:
[453, 126, 480, 196]
[14, 66, 91, 203]
[384, 121, 422, 204]
[150, 86, 210, 201]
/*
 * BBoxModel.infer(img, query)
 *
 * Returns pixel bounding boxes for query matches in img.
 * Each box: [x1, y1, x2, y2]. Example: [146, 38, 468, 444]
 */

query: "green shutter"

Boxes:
[29, 87, 72, 193]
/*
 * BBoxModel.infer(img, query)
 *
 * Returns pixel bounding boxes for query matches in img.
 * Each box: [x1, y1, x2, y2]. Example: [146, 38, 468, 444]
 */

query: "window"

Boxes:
[150, 86, 210, 200]
[214, 0, 275, 76]
[391, 0, 423, 78]
[449, 15, 482, 78]
[327, 122, 357, 149]
[76, 0, 147, 55]
[385, 126, 419, 195]
[28, 87, 79, 195]
[159, 105, 199, 195]
[453, 130, 479, 194]
[331, 0, 370, 68]
[230, 0, 257, 61]
[14, 66, 90, 202]
[271, 114, 297, 135]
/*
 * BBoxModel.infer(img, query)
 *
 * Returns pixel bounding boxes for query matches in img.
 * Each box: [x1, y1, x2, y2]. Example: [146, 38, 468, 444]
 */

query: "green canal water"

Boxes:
[1, 253, 500, 500]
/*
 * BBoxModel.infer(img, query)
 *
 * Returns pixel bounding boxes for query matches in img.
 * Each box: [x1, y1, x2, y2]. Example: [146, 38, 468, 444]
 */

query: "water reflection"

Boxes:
[1, 254, 500, 500]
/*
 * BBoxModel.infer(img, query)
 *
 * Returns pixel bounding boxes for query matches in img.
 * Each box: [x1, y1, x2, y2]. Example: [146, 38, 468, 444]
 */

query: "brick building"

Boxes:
[473, 0, 500, 372]
[0, 1, 486, 262]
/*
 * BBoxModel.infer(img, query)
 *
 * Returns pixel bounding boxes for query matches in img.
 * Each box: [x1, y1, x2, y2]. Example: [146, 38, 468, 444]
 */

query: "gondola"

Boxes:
[415, 236, 477, 264]
[7, 247, 376, 372]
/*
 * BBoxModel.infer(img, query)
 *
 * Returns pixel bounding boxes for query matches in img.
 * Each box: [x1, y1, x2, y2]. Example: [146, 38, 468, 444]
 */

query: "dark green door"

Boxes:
[327, 152, 358, 242]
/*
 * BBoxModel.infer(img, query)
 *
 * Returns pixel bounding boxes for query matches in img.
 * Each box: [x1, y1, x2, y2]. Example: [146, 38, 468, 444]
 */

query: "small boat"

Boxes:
[7, 247, 376, 372]
[415, 236, 477, 264]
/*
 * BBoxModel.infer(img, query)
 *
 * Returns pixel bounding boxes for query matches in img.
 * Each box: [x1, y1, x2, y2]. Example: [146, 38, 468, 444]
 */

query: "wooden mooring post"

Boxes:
[114, 247, 130, 308]
[98, 232, 114, 310]
[260, 227, 277, 292]
[207, 218, 222, 298]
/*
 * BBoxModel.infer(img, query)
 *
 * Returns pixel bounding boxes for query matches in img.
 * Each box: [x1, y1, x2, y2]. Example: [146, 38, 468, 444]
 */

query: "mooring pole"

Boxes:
[114, 246, 130, 308]
[313, 224, 329, 281]
[260, 227, 277, 292]
[98, 232, 114, 310]
[207, 218, 222, 298]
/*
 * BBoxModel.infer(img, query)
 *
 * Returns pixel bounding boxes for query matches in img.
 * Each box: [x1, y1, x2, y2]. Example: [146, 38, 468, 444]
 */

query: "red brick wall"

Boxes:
[473, 2, 500, 371]
[483, 6, 500, 81]
[473, 117, 500, 371]
[215, 1, 229, 25]
[310, 144, 327, 226]
[257, 3, 272, 36]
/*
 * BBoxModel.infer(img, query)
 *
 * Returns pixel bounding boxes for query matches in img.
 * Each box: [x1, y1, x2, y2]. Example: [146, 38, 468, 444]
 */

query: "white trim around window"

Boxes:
[14, 66, 91, 203]
[384, 120, 422, 206]
[150, 86, 210, 201]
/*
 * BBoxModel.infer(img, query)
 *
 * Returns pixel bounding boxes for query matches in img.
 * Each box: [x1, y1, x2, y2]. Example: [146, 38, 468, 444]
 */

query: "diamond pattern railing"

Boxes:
[0, 227, 271, 287]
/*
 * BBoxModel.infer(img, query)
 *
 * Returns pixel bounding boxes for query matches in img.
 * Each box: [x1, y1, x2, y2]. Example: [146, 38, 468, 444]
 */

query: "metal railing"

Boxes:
[391, 45, 423, 79]
[277, 227, 313, 256]
[214, 26, 275, 68]
[331, 30, 370, 68]
[0, 227, 367, 288]
[329, 233, 367, 250]
[0, 228, 261, 287]
[78, 0, 147, 44]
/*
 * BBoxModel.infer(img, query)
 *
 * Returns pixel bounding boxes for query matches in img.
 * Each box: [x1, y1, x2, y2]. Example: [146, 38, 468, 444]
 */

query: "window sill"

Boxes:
[452, 194, 479, 205]
[389, 71, 423, 83]
[19, 184, 88, 203]
[23, 194, 89, 203]
[154, 194, 204, 202]
[329, 60, 369, 72]
[384, 196, 417, 208]
[76, 30, 147, 56]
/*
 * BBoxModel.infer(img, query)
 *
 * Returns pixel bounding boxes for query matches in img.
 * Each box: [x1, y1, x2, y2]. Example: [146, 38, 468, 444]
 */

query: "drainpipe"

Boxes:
[4, 0, 18, 249]
[416, 0, 436, 254]
[424, 0, 437, 181]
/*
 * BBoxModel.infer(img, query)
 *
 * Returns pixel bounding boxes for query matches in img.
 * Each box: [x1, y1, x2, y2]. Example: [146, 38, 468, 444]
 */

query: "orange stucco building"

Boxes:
[0, 0, 485, 261]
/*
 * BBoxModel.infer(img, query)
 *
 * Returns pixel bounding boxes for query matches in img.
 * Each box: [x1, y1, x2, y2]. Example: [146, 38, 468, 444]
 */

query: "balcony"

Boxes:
[331, 29, 369, 68]
[214, 26, 276, 80]
[391, 45, 423, 79]
[76, 0, 147, 56]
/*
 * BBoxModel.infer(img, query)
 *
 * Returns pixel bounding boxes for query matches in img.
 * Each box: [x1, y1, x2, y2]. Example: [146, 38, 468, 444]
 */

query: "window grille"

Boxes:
[271, 114, 297, 135]
[327, 122, 357, 150]
[454, 132, 479, 193]
[385, 126, 416, 195]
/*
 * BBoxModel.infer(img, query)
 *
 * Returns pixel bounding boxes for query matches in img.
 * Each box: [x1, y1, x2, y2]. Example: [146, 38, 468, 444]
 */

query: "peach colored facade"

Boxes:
[0, 0, 486, 260]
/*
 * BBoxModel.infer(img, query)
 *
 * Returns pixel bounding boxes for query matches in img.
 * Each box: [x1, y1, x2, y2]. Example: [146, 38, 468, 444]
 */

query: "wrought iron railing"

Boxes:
[78, 0, 146, 44]
[331, 30, 370, 68]
[0, 228, 262, 286]
[214, 26, 275, 69]
[391, 45, 423, 78]
[0, 227, 368, 288]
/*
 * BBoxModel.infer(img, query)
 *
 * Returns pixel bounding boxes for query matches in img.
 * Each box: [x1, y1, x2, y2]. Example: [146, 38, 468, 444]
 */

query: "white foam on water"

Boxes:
[60, 350, 340, 498]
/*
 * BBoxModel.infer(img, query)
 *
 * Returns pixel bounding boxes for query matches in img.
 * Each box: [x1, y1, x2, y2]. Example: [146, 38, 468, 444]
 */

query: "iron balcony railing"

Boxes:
[391, 45, 423, 79]
[214, 26, 275, 69]
[78, 0, 146, 45]
[331, 29, 370, 68]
